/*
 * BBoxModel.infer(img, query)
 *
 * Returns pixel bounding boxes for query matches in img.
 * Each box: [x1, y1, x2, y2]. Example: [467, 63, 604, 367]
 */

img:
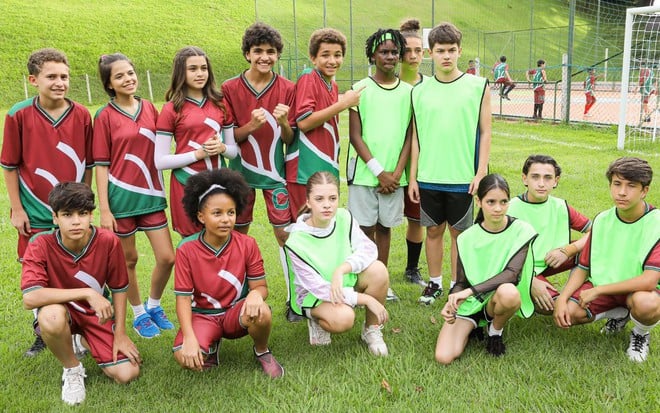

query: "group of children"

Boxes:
[4, 19, 659, 407]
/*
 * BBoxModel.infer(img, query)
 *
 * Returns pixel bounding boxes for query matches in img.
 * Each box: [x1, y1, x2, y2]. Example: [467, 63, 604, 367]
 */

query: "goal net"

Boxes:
[618, 4, 660, 150]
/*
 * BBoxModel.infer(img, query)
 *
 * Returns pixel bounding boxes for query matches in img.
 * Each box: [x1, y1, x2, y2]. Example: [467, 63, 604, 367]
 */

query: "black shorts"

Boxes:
[456, 305, 494, 328]
[419, 189, 474, 231]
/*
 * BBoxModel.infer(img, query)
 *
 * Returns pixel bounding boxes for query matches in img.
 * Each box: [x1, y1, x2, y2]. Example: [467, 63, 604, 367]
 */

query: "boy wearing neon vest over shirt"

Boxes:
[348, 28, 412, 302]
[507, 155, 591, 315]
[554, 157, 660, 363]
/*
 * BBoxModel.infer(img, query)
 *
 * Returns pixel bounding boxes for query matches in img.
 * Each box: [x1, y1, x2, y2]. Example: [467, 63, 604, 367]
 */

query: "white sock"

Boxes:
[132, 304, 147, 319]
[449, 280, 456, 290]
[429, 276, 442, 286]
[594, 306, 629, 322]
[488, 323, 503, 336]
[146, 297, 161, 310]
[631, 315, 658, 336]
[64, 362, 83, 372]
[32, 308, 38, 319]
[279, 247, 291, 302]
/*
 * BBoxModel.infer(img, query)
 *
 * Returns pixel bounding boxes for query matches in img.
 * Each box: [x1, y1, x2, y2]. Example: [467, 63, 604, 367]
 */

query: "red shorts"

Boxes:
[534, 88, 545, 104]
[172, 300, 247, 354]
[287, 182, 307, 219]
[115, 210, 168, 237]
[169, 177, 202, 237]
[569, 281, 628, 318]
[641, 90, 655, 104]
[236, 187, 291, 227]
[403, 186, 420, 221]
[17, 227, 50, 262]
[66, 306, 129, 367]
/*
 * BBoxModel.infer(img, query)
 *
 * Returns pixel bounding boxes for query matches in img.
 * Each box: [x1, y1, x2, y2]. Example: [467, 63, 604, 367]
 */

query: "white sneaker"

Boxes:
[627, 331, 650, 363]
[361, 324, 388, 356]
[72, 334, 89, 360]
[61, 363, 86, 405]
[307, 318, 331, 346]
[386, 288, 399, 302]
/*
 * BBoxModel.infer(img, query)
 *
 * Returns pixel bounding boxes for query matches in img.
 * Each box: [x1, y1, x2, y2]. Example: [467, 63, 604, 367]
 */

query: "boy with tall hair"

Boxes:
[288, 27, 362, 215]
[348, 28, 412, 302]
[222, 22, 298, 321]
[507, 155, 591, 314]
[493, 55, 515, 100]
[554, 157, 660, 363]
[2, 48, 93, 356]
[409, 22, 491, 305]
[525, 59, 547, 119]
[21, 182, 140, 405]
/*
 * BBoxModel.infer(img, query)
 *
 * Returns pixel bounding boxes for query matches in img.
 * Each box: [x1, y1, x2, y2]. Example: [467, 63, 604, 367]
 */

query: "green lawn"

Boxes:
[0, 111, 658, 411]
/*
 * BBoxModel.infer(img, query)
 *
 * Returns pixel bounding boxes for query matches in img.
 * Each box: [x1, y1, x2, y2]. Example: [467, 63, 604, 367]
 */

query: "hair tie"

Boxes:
[198, 184, 226, 206]
[371, 32, 395, 54]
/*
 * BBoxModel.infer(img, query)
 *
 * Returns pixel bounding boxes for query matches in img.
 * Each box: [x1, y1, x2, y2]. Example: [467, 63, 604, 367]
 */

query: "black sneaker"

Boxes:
[418, 281, 443, 305]
[486, 334, 506, 356]
[404, 267, 426, 287]
[285, 303, 303, 323]
[24, 335, 47, 357]
[469, 327, 485, 342]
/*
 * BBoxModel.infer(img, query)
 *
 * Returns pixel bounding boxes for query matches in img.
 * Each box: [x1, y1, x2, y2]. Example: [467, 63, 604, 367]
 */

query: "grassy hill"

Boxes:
[0, 0, 627, 108]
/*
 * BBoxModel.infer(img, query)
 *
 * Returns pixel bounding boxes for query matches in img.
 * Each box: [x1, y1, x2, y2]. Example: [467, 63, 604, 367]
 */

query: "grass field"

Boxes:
[0, 108, 658, 411]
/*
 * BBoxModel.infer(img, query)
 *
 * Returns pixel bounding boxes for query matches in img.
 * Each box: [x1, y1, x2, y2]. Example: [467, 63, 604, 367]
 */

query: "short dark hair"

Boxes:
[427, 22, 462, 49]
[309, 28, 346, 58]
[242, 22, 284, 56]
[365, 28, 406, 63]
[537, 59, 545, 67]
[98, 53, 135, 97]
[606, 157, 653, 187]
[27, 48, 69, 76]
[48, 182, 95, 214]
[499, 55, 507, 63]
[522, 154, 562, 177]
[182, 169, 251, 224]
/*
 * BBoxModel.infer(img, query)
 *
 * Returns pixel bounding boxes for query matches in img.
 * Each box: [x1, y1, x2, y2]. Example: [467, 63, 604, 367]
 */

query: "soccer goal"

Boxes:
[618, 4, 660, 150]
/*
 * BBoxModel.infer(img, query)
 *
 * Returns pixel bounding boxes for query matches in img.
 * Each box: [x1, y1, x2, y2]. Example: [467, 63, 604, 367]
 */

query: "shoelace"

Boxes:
[631, 334, 647, 352]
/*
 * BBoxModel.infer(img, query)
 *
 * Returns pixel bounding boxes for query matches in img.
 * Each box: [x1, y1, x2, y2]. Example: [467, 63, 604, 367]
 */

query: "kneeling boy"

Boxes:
[21, 182, 140, 405]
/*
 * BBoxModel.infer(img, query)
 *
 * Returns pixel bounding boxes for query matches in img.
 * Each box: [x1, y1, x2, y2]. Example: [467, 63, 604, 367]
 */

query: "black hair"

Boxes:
[182, 169, 251, 224]
[98, 53, 135, 97]
[522, 154, 562, 177]
[364, 28, 406, 64]
[48, 182, 95, 213]
[475, 174, 510, 224]
[499, 56, 507, 63]
[606, 157, 653, 187]
[242, 22, 284, 56]
[537, 59, 545, 67]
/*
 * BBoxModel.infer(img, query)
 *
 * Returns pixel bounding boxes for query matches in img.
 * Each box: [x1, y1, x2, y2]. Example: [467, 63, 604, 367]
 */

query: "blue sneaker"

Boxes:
[145, 303, 174, 330]
[133, 313, 160, 338]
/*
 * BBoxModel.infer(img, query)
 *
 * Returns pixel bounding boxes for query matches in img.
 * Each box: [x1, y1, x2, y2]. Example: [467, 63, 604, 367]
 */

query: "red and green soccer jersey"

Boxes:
[174, 230, 266, 313]
[21, 227, 129, 315]
[1, 97, 93, 228]
[222, 72, 295, 189]
[288, 68, 341, 184]
[93, 98, 166, 218]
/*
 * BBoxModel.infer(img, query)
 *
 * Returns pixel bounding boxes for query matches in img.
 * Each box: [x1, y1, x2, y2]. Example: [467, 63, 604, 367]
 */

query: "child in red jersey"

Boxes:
[21, 182, 140, 405]
[2, 48, 93, 356]
[155, 46, 238, 237]
[172, 169, 283, 378]
[94, 53, 175, 339]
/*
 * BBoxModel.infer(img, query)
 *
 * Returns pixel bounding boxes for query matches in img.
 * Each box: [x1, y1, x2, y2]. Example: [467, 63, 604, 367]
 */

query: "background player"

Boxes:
[493, 55, 515, 100]
[2, 48, 93, 356]
[525, 59, 547, 119]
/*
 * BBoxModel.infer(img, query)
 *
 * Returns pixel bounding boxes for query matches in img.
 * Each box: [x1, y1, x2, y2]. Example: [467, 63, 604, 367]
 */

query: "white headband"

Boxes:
[198, 184, 226, 205]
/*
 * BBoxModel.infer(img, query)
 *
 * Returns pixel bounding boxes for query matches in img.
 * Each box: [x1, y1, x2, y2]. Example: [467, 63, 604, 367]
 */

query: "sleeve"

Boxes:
[174, 246, 194, 296]
[82, 107, 94, 169]
[221, 125, 238, 159]
[470, 241, 533, 298]
[1, 111, 22, 169]
[644, 242, 660, 271]
[567, 204, 591, 232]
[294, 74, 316, 122]
[245, 237, 266, 280]
[105, 234, 129, 292]
[286, 81, 297, 128]
[344, 215, 378, 274]
[20, 239, 49, 293]
[92, 108, 111, 165]
[221, 81, 239, 127]
[287, 248, 358, 307]
[578, 232, 592, 270]
[449, 254, 470, 294]
[154, 104, 197, 170]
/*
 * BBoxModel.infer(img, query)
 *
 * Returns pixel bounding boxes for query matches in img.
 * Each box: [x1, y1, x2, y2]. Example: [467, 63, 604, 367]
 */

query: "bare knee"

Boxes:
[630, 291, 660, 321]
[105, 363, 140, 384]
[37, 305, 69, 334]
[156, 249, 175, 269]
[494, 283, 521, 309]
[124, 249, 139, 270]
[435, 349, 458, 365]
[322, 307, 355, 333]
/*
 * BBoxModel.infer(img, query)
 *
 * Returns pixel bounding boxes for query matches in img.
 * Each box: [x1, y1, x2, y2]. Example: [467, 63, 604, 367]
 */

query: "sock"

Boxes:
[279, 247, 290, 303]
[64, 362, 83, 372]
[254, 348, 270, 357]
[429, 276, 442, 287]
[450, 280, 456, 290]
[132, 304, 147, 319]
[488, 323, 503, 336]
[631, 315, 658, 336]
[405, 239, 423, 270]
[594, 306, 628, 322]
[146, 297, 161, 310]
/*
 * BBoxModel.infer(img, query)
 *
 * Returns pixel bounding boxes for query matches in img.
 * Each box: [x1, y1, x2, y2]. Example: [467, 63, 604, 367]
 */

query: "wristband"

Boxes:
[366, 158, 384, 177]
[559, 244, 578, 258]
